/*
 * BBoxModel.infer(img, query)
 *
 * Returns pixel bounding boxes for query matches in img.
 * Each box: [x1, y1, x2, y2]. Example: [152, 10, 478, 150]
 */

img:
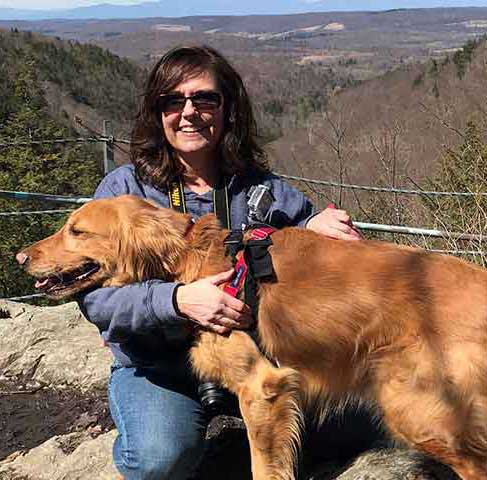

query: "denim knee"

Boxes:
[113, 432, 204, 480]
[108, 365, 207, 480]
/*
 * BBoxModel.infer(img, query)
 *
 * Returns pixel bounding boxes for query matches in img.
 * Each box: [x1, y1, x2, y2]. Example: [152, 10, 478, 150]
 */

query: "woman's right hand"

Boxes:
[175, 270, 253, 335]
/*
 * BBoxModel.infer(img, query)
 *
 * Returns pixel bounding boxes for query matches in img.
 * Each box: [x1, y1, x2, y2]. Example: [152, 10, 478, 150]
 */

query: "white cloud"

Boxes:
[0, 0, 143, 9]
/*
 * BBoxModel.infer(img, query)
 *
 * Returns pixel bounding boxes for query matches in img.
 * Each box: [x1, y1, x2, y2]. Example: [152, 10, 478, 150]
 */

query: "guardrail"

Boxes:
[1, 187, 485, 242]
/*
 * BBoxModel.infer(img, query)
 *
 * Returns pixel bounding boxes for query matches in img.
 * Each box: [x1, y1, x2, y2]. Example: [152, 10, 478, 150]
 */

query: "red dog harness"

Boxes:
[223, 226, 275, 319]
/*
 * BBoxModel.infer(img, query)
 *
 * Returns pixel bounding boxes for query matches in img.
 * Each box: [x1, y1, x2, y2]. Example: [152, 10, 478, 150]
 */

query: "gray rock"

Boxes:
[0, 301, 111, 390]
[0, 431, 118, 480]
[309, 448, 457, 479]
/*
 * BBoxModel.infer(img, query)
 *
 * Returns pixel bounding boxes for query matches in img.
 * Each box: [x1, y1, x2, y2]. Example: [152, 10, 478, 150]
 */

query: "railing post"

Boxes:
[103, 120, 115, 175]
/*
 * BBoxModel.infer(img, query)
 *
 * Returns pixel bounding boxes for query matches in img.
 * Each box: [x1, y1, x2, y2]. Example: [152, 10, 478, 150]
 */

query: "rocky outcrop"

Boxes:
[0, 431, 118, 480]
[312, 449, 457, 479]
[0, 301, 458, 480]
[0, 300, 116, 480]
[0, 301, 111, 390]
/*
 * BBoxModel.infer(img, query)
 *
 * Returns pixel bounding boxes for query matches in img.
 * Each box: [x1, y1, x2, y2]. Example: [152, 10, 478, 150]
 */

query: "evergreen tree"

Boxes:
[0, 56, 101, 299]
[423, 121, 487, 263]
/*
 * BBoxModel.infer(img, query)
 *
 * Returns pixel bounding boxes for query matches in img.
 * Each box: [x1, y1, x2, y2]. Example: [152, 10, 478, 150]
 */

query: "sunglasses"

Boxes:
[157, 91, 223, 114]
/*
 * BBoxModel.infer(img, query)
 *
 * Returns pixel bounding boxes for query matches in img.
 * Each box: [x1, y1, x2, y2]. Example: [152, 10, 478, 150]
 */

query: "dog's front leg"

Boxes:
[238, 361, 303, 480]
[190, 331, 303, 480]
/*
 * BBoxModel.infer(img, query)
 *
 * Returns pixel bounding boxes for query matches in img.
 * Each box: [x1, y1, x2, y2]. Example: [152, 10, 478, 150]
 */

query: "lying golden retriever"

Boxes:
[16, 195, 487, 480]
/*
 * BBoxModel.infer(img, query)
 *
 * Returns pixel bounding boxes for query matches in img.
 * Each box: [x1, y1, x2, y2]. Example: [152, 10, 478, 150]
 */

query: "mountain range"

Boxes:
[2, 0, 487, 20]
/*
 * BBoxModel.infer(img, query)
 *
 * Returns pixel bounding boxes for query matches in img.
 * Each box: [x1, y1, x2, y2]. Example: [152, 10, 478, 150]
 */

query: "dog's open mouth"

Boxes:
[34, 262, 100, 295]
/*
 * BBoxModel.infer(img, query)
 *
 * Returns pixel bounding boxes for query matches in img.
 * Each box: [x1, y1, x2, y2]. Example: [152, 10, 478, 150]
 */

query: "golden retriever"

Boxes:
[16, 195, 487, 480]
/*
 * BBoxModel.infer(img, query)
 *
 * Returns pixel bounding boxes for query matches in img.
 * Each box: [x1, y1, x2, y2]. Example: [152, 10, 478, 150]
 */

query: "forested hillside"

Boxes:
[267, 36, 487, 264]
[1, 29, 143, 125]
[270, 35, 487, 190]
[0, 29, 144, 299]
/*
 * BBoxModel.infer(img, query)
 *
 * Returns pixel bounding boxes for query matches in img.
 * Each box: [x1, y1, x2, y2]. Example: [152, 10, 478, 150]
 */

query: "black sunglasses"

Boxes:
[157, 91, 223, 114]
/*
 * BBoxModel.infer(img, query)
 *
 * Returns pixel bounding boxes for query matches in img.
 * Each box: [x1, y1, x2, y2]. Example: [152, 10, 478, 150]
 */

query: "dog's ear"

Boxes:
[114, 207, 190, 283]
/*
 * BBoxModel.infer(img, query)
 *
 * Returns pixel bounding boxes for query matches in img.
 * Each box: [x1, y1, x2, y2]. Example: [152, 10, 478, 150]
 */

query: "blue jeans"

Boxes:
[109, 364, 385, 480]
[108, 363, 207, 480]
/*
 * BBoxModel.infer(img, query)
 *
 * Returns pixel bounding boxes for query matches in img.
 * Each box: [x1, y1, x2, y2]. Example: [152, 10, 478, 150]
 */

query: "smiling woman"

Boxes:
[130, 45, 268, 193]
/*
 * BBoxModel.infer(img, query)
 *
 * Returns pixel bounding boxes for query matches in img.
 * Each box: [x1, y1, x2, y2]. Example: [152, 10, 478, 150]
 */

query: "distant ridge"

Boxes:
[268, 36, 487, 189]
[2, 1, 487, 21]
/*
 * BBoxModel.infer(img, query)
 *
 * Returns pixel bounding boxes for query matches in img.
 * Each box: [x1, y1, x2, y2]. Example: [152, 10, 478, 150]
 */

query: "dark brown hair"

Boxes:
[130, 45, 269, 189]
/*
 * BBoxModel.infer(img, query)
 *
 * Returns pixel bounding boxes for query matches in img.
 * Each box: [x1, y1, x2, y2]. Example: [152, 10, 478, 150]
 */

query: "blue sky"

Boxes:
[0, 0, 485, 10]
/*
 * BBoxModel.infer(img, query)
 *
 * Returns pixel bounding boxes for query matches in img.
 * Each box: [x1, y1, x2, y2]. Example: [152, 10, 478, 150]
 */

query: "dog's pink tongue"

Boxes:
[35, 278, 49, 289]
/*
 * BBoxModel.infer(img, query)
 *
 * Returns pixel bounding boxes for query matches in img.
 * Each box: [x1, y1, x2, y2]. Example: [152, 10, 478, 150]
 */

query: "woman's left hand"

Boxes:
[306, 206, 362, 241]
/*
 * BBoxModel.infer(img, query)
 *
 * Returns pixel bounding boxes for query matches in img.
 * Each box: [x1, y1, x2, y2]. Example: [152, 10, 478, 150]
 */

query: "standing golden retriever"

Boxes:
[16, 195, 487, 480]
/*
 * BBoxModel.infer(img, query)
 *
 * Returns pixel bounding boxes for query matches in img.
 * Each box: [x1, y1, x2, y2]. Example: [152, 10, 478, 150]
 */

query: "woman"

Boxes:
[80, 45, 374, 480]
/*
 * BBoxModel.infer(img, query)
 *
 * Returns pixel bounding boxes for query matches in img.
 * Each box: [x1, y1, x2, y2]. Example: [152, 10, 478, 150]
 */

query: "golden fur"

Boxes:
[18, 195, 487, 480]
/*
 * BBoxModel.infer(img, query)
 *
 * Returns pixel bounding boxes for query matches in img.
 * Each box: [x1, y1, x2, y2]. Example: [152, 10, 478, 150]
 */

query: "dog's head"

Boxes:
[16, 195, 193, 298]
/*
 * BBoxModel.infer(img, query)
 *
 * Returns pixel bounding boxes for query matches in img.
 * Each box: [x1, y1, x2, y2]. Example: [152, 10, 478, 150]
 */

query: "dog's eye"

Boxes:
[70, 226, 85, 236]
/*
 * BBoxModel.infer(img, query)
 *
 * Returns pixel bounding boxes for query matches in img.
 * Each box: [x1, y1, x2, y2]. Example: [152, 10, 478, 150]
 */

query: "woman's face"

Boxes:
[160, 70, 224, 159]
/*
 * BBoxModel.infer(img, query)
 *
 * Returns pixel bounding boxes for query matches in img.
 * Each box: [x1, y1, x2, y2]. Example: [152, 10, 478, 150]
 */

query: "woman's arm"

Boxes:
[269, 176, 361, 239]
[78, 280, 186, 343]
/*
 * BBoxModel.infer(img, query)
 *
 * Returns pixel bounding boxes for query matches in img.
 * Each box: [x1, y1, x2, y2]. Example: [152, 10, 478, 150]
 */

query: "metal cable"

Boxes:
[278, 173, 487, 198]
[355, 221, 485, 242]
[0, 136, 485, 197]
[0, 209, 74, 217]
[0, 190, 91, 204]
[0, 136, 106, 148]
[2, 293, 46, 302]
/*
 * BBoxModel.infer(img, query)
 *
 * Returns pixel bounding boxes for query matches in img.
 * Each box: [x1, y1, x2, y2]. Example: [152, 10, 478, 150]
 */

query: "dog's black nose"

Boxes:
[16, 252, 29, 266]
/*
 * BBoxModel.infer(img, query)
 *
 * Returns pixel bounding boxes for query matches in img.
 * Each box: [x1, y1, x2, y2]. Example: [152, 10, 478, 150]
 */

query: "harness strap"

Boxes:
[222, 227, 275, 293]
[223, 251, 247, 297]
[223, 230, 244, 260]
[244, 228, 275, 320]
[223, 226, 276, 319]
[249, 226, 275, 240]
[213, 180, 231, 230]
[243, 227, 278, 367]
